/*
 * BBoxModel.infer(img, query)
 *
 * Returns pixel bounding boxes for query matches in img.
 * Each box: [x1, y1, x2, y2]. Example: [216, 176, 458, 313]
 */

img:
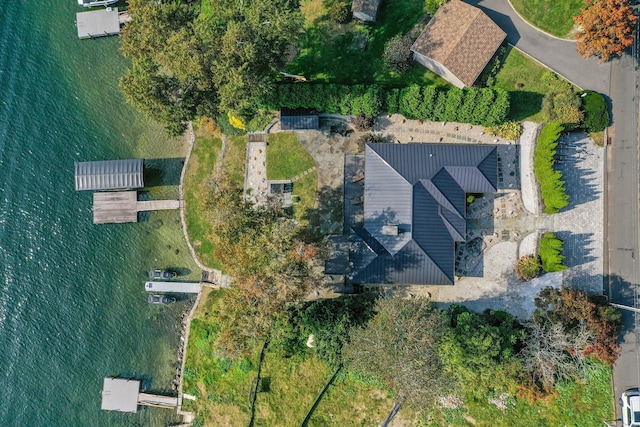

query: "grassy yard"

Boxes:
[288, 0, 449, 87]
[221, 135, 248, 188]
[267, 132, 318, 225]
[183, 124, 222, 270]
[493, 47, 553, 122]
[182, 290, 418, 426]
[510, 0, 583, 39]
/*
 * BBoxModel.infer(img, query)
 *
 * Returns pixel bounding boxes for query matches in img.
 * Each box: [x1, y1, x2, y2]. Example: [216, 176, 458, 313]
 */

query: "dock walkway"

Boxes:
[92, 191, 180, 224]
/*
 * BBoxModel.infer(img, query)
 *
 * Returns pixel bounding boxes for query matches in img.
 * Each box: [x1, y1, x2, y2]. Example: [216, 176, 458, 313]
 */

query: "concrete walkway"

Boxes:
[464, 0, 611, 94]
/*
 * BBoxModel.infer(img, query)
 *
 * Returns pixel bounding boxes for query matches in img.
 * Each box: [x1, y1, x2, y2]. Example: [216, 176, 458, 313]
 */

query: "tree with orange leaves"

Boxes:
[574, 0, 638, 62]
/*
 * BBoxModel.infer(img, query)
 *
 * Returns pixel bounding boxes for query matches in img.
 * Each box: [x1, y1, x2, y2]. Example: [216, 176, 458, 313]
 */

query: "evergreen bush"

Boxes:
[539, 232, 567, 272]
[266, 83, 509, 126]
[534, 122, 569, 214]
[581, 90, 609, 132]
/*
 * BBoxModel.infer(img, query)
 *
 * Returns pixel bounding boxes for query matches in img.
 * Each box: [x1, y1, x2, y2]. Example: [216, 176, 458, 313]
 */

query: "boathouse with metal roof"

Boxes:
[74, 159, 144, 191]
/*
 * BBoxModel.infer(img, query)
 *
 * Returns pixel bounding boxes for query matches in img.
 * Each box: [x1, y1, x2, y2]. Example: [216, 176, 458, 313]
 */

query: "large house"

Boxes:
[348, 143, 498, 286]
[411, 0, 506, 88]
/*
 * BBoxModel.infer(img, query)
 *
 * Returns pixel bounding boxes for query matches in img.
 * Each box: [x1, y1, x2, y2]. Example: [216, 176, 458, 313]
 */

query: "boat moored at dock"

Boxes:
[78, 0, 119, 7]
[149, 268, 177, 281]
[148, 294, 176, 305]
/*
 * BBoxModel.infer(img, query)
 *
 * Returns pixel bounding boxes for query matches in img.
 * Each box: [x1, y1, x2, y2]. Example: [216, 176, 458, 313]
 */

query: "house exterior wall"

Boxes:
[412, 52, 465, 88]
[352, 11, 375, 22]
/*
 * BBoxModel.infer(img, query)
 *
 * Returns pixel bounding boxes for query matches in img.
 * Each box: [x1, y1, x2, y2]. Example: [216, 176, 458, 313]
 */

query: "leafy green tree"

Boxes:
[271, 295, 376, 366]
[120, 0, 303, 134]
[344, 297, 454, 413]
[440, 306, 524, 395]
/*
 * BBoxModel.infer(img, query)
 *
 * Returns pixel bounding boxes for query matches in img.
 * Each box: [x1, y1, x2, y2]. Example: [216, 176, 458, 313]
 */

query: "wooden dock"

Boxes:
[93, 191, 181, 224]
[76, 8, 131, 39]
[138, 393, 178, 409]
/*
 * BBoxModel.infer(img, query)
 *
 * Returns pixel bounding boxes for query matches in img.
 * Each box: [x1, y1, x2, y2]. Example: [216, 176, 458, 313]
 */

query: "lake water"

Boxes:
[0, 2, 199, 425]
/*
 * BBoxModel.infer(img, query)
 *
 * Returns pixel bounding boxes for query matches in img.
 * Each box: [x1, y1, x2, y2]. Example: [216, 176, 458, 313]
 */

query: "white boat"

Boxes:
[78, 0, 119, 7]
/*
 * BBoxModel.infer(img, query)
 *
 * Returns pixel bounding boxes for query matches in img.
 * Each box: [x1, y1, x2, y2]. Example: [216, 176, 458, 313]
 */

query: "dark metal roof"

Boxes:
[349, 143, 497, 285]
[280, 108, 319, 130]
[75, 159, 144, 191]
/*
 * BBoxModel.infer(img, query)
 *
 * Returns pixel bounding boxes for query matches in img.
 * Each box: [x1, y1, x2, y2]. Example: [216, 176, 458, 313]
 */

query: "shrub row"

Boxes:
[398, 85, 510, 126]
[262, 83, 510, 126]
[539, 232, 567, 272]
[534, 122, 569, 214]
[263, 83, 385, 117]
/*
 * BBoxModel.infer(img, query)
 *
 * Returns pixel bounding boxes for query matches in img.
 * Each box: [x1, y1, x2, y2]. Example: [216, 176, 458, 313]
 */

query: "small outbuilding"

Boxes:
[351, 0, 382, 22]
[75, 159, 144, 191]
[280, 108, 319, 131]
[101, 377, 140, 413]
[411, 0, 506, 88]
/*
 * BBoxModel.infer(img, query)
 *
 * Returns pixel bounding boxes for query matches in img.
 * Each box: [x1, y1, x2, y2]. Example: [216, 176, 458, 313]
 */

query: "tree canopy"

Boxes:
[120, 0, 303, 134]
[344, 297, 454, 413]
[203, 184, 324, 357]
[574, 0, 638, 63]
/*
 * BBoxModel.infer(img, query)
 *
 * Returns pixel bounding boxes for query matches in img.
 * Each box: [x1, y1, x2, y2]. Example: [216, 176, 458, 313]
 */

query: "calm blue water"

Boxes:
[0, 2, 192, 425]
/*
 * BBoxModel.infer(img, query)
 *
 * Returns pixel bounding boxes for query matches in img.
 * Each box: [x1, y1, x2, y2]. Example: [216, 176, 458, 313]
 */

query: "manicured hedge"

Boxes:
[539, 232, 567, 272]
[534, 122, 569, 214]
[263, 83, 510, 126]
[581, 90, 609, 133]
[399, 85, 510, 126]
[263, 83, 385, 116]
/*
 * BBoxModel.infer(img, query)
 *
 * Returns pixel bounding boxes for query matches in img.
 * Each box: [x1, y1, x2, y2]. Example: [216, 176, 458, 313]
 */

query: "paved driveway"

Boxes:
[464, 0, 611, 95]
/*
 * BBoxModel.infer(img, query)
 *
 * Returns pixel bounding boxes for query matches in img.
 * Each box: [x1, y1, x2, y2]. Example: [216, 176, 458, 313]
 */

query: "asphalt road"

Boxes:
[608, 23, 640, 423]
[465, 0, 611, 95]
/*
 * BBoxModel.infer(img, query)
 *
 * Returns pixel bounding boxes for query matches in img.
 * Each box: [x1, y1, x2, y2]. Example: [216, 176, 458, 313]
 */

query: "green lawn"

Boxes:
[493, 47, 551, 122]
[288, 0, 449, 87]
[510, 0, 583, 39]
[221, 135, 248, 188]
[183, 125, 223, 270]
[182, 290, 417, 426]
[267, 132, 318, 225]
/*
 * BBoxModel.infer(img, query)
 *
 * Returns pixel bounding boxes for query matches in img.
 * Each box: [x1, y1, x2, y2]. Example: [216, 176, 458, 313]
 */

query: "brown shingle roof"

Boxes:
[351, 0, 382, 21]
[411, 0, 506, 86]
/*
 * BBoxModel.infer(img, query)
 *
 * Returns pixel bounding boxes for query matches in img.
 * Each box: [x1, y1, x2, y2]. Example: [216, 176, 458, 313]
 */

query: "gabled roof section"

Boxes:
[411, 0, 506, 86]
[364, 146, 413, 256]
[350, 143, 498, 285]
